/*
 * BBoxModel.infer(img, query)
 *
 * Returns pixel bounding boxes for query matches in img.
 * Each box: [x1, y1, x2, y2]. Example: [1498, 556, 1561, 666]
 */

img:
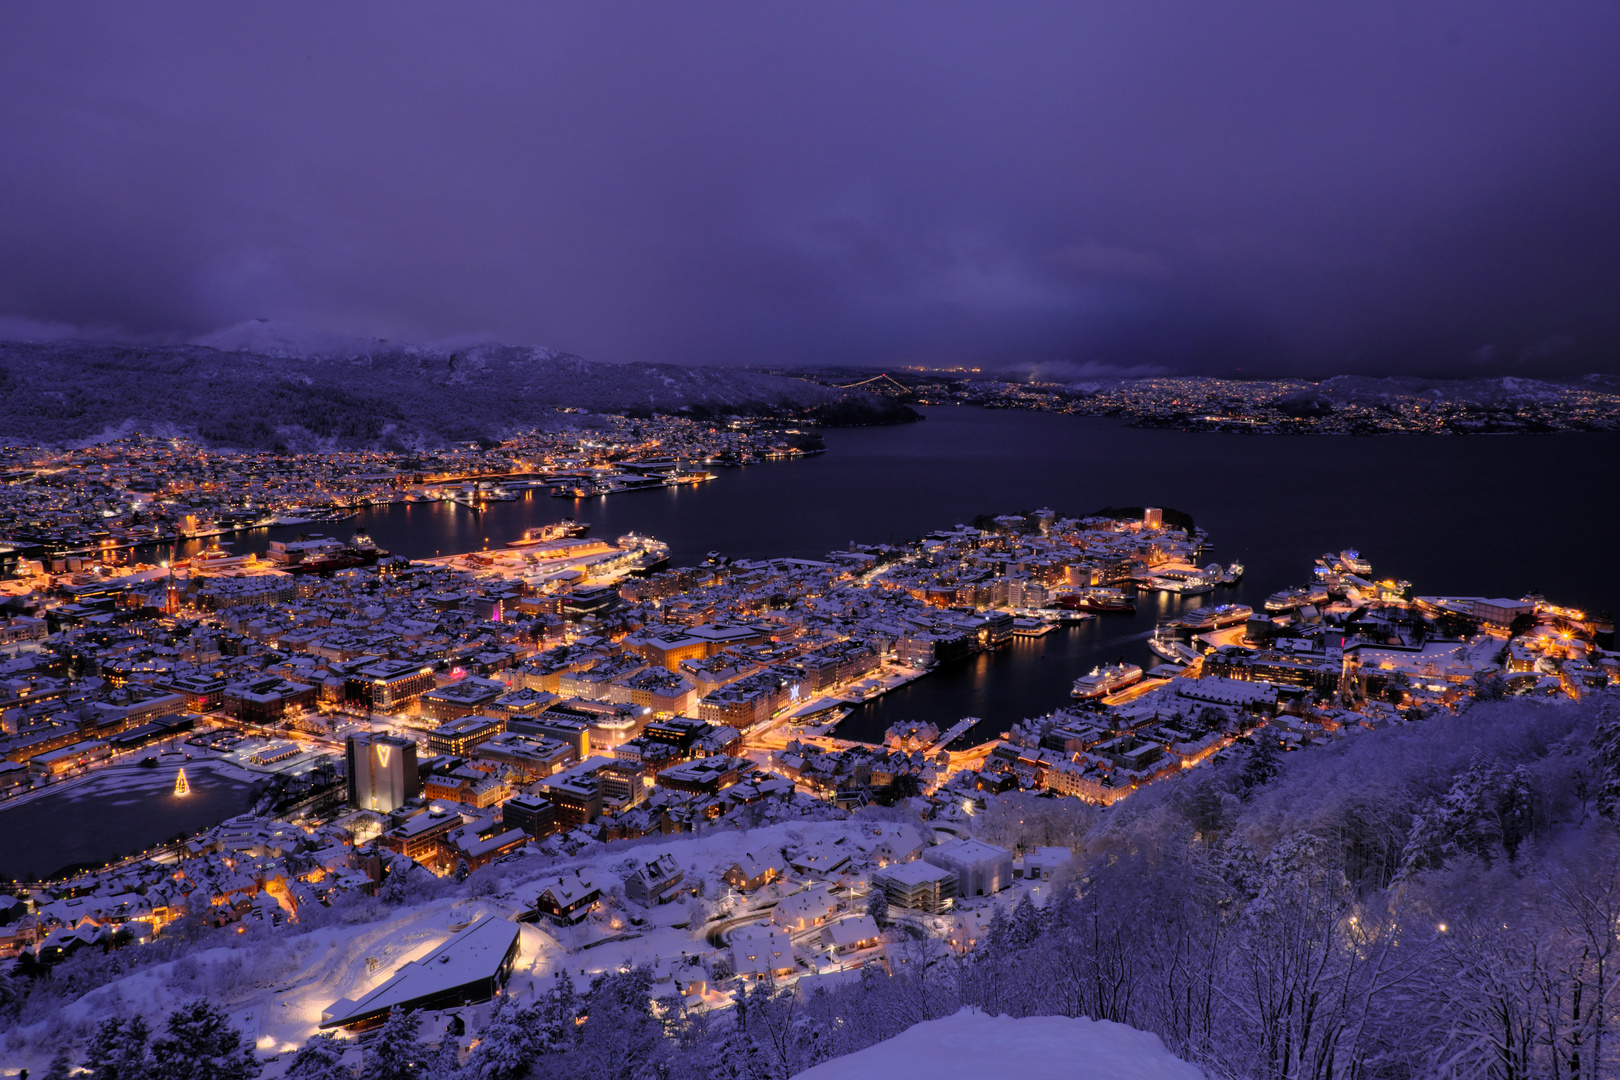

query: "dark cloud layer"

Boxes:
[2, 3, 1618, 376]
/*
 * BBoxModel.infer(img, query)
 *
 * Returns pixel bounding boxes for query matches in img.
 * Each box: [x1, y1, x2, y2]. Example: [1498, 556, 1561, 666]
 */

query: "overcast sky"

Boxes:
[2, 3, 1618, 377]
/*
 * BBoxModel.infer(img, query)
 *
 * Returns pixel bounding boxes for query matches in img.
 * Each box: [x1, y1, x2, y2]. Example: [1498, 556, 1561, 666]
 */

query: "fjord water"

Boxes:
[173, 407, 1619, 741]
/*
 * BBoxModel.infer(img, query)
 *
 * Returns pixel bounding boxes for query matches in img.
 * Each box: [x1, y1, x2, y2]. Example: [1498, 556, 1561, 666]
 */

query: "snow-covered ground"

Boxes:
[4, 815, 933, 1072]
[796, 1008, 1205, 1080]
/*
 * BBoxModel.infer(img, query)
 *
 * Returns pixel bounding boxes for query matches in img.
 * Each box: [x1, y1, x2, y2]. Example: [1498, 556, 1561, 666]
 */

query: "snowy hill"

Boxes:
[797, 1009, 1204, 1080]
[0, 331, 914, 448]
[190, 318, 400, 359]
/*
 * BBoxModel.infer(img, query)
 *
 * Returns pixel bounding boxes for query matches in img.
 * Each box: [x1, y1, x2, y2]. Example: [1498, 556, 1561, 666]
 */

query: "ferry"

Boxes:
[1264, 587, 1311, 613]
[1219, 561, 1244, 584]
[1179, 603, 1253, 631]
[507, 520, 592, 547]
[1072, 662, 1144, 699]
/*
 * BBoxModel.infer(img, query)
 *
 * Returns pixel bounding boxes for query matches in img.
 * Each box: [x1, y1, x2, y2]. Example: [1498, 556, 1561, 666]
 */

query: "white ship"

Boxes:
[1148, 626, 1203, 666]
[1219, 561, 1244, 584]
[1335, 548, 1372, 575]
[1180, 603, 1253, 631]
[1265, 588, 1310, 613]
[1072, 662, 1144, 699]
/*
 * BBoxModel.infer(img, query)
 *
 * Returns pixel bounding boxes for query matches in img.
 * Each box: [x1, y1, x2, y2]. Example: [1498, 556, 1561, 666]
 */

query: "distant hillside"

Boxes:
[0, 328, 916, 449]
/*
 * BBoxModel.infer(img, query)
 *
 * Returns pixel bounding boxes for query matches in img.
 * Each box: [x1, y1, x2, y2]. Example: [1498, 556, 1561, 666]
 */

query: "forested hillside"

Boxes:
[0, 338, 914, 449]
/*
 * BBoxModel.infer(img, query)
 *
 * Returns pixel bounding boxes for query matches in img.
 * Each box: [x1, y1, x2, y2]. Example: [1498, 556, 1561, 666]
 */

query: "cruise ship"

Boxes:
[1179, 603, 1253, 631]
[507, 520, 591, 547]
[1264, 588, 1307, 613]
[1333, 548, 1372, 575]
[1072, 662, 1144, 699]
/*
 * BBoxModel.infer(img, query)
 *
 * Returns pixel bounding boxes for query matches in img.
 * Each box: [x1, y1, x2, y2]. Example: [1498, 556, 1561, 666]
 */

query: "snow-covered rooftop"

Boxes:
[320, 914, 520, 1029]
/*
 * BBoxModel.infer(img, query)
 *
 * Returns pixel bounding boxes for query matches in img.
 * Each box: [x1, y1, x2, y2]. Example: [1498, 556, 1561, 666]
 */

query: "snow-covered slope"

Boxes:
[0, 331, 911, 448]
[797, 1009, 1205, 1080]
[190, 318, 400, 359]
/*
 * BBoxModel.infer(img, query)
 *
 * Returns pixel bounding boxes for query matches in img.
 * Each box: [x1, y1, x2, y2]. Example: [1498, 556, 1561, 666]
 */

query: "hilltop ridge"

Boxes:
[0, 326, 916, 449]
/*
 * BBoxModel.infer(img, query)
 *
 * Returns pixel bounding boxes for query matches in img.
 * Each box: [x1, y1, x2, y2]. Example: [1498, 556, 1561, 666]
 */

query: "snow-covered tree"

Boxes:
[1237, 734, 1282, 797]
[42, 1050, 74, 1080]
[86, 1015, 151, 1080]
[458, 998, 542, 1080]
[1592, 698, 1620, 819]
[286, 1032, 350, 1080]
[421, 1035, 463, 1080]
[149, 1000, 260, 1080]
[864, 887, 889, 928]
[360, 1010, 425, 1080]
[708, 1023, 771, 1080]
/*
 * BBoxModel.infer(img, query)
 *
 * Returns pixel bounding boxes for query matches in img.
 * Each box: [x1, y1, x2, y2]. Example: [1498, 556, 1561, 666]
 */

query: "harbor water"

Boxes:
[150, 407, 1620, 743]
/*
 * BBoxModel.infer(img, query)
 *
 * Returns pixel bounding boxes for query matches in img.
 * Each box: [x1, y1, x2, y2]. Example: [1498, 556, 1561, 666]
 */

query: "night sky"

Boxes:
[3, 3, 1618, 377]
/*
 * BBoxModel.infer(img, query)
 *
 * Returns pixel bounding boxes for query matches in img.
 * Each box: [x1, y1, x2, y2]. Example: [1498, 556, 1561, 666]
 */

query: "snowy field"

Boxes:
[3, 815, 940, 1073]
[795, 1009, 1204, 1080]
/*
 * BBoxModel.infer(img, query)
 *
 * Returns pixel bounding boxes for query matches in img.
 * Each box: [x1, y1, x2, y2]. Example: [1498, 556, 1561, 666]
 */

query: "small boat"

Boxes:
[1220, 561, 1244, 584]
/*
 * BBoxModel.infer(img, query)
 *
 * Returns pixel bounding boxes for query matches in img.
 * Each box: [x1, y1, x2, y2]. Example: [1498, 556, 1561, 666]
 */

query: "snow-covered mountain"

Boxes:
[189, 317, 401, 359]
[797, 1010, 1204, 1080]
[0, 329, 912, 448]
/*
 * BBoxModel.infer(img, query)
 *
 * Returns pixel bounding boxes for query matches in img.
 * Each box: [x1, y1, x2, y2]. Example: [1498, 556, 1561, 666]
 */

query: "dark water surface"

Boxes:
[0, 761, 259, 880]
[156, 408, 1618, 742]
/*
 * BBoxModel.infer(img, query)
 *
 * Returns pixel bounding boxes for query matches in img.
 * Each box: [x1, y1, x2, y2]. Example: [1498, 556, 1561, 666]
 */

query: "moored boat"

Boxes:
[1072, 661, 1144, 699]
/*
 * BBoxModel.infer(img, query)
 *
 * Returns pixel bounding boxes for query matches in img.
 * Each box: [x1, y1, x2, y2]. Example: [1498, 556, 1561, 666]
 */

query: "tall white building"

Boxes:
[347, 732, 420, 812]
